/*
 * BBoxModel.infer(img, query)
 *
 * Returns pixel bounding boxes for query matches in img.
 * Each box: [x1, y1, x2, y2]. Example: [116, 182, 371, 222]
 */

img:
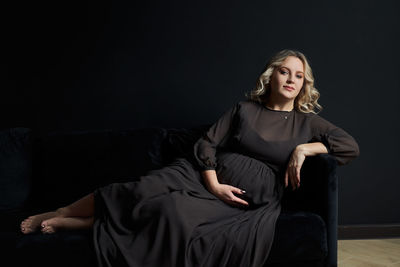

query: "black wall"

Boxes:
[2, 0, 399, 225]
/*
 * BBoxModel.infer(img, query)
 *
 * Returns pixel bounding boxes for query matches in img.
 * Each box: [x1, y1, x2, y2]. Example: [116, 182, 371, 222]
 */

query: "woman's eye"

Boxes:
[296, 75, 303, 79]
[279, 70, 288, 75]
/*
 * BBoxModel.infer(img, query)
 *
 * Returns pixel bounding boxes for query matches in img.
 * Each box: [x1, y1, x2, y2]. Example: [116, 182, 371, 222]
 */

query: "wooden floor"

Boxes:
[338, 238, 400, 266]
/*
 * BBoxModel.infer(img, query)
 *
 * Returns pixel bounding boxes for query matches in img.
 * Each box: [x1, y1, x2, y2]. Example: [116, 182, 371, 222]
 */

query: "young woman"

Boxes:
[20, 49, 359, 267]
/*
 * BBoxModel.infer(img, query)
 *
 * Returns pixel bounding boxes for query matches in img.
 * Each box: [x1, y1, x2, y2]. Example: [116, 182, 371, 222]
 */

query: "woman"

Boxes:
[20, 49, 359, 267]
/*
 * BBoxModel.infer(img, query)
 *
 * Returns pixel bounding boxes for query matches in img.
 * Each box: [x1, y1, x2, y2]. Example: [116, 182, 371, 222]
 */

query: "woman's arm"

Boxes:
[193, 102, 249, 208]
[193, 102, 240, 170]
[201, 170, 220, 191]
[310, 115, 360, 165]
[284, 114, 360, 190]
[201, 170, 249, 208]
[285, 142, 328, 190]
[296, 142, 329, 156]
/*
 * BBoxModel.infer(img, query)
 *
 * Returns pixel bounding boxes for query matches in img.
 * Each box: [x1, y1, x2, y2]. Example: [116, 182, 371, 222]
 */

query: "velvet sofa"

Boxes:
[0, 126, 338, 267]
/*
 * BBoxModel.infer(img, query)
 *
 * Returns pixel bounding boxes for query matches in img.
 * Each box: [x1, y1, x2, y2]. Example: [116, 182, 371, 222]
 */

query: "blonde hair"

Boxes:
[245, 49, 322, 114]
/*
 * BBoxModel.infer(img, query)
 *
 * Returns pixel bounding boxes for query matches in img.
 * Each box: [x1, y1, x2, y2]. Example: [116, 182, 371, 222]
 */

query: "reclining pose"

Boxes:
[20, 49, 359, 267]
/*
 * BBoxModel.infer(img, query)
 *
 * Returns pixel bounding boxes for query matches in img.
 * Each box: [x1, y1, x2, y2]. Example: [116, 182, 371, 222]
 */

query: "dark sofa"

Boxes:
[0, 127, 338, 267]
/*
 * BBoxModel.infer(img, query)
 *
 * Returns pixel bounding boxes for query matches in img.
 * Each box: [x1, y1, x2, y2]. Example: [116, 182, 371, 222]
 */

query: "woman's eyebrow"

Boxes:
[281, 66, 304, 74]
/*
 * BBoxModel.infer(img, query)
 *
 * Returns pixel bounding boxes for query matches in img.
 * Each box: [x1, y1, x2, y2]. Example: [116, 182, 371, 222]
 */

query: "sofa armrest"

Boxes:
[280, 153, 338, 267]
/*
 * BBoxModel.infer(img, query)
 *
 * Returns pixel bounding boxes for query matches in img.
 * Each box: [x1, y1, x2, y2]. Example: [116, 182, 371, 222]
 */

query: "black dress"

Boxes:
[92, 100, 359, 267]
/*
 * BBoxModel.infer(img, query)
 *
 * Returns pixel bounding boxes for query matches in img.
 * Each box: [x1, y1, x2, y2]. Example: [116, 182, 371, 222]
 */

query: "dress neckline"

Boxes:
[262, 105, 294, 113]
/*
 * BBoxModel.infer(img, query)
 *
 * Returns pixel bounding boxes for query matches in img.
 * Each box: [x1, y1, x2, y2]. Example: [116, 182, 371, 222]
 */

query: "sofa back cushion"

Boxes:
[158, 124, 211, 166]
[30, 128, 167, 211]
[0, 128, 32, 213]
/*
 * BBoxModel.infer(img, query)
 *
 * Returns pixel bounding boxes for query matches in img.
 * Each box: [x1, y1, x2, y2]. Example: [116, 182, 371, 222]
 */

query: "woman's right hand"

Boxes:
[209, 183, 249, 208]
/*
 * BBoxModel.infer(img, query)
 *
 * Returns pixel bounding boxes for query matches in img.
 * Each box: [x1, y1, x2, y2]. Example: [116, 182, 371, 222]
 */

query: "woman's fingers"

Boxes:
[286, 149, 306, 191]
[296, 167, 301, 187]
[229, 186, 249, 207]
[291, 174, 297, 190]
[231, 195, 249, 207]
[231, 186, 245, 195]
[285, 167, 293, 189]
[284, 171, 288, 188]
[286, 164, 299, 191]
[290, 165, 297, 190]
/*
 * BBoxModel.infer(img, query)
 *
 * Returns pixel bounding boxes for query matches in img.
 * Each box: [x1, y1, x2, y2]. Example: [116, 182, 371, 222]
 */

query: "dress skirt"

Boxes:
[92, 151, 285, 267]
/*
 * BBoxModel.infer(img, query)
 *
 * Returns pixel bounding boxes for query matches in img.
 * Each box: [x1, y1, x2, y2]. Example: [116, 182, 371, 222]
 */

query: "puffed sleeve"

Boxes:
[193, 102, 240, 171]
[309, 115, 360, 165]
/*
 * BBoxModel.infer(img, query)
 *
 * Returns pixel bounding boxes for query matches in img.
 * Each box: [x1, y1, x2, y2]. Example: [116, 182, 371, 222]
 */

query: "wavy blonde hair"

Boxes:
[245, 49, 322, 114]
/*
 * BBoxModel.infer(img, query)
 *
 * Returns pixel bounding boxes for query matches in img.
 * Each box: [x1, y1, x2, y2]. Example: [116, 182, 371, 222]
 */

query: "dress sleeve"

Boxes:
[310, 115, 360, 165]
[193, 102, 240, 171]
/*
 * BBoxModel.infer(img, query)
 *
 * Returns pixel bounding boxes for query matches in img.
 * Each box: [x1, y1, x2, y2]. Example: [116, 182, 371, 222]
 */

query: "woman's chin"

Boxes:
[278, 93, 297, 101]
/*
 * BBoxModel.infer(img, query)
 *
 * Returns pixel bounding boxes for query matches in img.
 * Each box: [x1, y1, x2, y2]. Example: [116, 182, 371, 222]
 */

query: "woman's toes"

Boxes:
[42, 227, 54, 234]
[21, 218, 30, 227]
[41, 223, 55, 234]
[20, 221, 29, 233]
[41, 222, 49, 232]
[21, 224, 30, 233]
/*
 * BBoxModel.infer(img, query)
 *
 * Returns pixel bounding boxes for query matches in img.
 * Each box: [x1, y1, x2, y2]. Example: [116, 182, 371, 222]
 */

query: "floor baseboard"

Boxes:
[338, 224, 400, 239]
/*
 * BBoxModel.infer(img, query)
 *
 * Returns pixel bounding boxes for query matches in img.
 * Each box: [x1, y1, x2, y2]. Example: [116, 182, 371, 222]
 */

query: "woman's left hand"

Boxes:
[285, 146, 307, 190]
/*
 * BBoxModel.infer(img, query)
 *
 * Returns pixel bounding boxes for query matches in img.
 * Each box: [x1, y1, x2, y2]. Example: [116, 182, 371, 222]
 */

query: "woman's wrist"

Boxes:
[201, 170, 220, 192]
[296, 142, 328, 156]
[206, 181, 220, 193]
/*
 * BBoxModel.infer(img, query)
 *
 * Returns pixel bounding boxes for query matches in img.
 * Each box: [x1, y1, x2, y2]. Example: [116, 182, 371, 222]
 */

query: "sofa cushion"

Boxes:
[158, 124, 211, 165]
[29, 128, 166, 211]
[266, 211, 328, 264]
[12, 231, 95, 267]
[0, 128, 32, 213]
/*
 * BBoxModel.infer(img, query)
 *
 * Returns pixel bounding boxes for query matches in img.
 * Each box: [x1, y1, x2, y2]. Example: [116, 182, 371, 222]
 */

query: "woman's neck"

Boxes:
[265, 98, 294, 111]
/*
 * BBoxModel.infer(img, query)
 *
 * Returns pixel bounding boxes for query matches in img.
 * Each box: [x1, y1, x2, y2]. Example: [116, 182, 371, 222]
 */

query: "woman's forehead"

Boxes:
[279, 57, 304, 72]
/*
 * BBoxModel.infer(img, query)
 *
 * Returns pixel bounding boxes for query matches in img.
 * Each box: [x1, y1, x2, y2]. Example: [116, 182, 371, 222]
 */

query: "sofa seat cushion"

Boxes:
[0, 128, 32, 213]
[10, 231, 95, 267]
[266, 210, 328, 264]
[7, 211, 327, 267]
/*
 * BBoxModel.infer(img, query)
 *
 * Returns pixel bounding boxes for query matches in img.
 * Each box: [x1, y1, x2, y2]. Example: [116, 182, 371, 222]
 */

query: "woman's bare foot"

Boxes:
[20, 208, 69, 234]
[20, 211, 58, 234]
[41, 217, 94, 234]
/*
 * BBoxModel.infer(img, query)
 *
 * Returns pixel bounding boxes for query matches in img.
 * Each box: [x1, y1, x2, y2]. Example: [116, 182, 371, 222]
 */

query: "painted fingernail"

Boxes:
[241, 190, 246, 194]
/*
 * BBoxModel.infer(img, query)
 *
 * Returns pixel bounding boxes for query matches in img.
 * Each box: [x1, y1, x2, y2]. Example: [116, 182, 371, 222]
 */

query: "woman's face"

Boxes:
[269, 56, 305, 102]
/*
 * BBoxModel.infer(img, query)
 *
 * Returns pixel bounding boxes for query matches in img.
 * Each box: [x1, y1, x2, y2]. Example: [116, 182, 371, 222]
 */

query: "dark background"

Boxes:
[2, 0, 399, 225]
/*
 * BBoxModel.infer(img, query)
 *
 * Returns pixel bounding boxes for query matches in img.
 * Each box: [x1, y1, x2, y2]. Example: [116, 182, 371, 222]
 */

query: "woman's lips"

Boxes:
[283, 86, 295, 91]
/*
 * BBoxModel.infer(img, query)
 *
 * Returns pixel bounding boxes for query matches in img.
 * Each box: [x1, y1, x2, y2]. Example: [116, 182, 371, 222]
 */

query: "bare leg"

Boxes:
[59, 193, 95, 218]
[20, 193, 95, 234]
[41, 216, 94, 234]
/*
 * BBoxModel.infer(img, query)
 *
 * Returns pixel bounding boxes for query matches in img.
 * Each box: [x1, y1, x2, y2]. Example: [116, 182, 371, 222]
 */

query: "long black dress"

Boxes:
[92, 100, 359, 267]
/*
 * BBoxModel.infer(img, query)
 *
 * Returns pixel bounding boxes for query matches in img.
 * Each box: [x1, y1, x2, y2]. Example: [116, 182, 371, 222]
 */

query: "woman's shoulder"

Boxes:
[297, 111, 339, 131]
[230, 99, 268, 118]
